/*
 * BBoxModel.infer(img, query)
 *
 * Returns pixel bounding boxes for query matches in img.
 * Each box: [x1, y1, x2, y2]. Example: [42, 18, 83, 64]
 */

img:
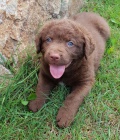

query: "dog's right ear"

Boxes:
[35, 34, 42, 54]
[83, 33, 95, 59]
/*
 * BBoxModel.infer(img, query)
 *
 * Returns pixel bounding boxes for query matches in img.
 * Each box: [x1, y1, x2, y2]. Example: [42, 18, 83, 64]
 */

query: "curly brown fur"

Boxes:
[29, 12, 110, 128]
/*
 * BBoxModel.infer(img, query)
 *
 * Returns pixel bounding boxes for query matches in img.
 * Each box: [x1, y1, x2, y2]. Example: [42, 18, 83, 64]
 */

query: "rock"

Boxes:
[0, 64, 11, 75]
[0, 64, 13, 84]
[6, 0, 17, 17]
[68, 0, 84, 17]
[0, 52, 7, 65]
[0, 52, 13, 83]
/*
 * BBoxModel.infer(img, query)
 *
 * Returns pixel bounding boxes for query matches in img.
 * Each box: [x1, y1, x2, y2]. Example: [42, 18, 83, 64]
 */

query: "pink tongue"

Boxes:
[50, 65, 65, 79]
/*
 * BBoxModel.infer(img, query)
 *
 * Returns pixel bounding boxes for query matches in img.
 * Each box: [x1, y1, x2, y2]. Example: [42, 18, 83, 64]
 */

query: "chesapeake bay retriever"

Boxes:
[29, 12, 110, 127]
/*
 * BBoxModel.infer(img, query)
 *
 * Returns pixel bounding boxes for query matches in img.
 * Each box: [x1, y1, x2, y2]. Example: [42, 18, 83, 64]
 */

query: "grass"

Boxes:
[0, 0, 120, 139]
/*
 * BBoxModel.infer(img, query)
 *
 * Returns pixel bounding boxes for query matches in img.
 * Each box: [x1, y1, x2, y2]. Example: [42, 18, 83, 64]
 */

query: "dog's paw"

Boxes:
[56, 107, 74, 128]
[28, 99, 44, 112]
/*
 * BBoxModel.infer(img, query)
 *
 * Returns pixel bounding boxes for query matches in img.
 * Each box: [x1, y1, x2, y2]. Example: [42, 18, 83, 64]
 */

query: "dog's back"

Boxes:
[72, 12, 110, 40]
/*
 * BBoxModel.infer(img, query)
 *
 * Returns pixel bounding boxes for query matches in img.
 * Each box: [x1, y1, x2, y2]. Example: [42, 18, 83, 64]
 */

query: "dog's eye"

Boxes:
[46, 37, 52, 43]
[67, 41, 74, 47]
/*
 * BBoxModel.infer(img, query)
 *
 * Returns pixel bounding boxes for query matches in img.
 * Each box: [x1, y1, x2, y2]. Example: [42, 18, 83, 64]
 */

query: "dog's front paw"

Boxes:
[28, 99, 44, 112]
[56, 107, 74, 128]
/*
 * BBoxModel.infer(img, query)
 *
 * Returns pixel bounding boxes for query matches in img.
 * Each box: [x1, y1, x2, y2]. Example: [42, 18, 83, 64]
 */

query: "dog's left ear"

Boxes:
[35, 34, 42, 54]
[83, 32, 95, 59]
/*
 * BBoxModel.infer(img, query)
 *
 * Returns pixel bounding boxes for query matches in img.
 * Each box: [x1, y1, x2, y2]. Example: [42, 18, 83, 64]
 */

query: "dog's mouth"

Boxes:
[49, 62, 71, 79]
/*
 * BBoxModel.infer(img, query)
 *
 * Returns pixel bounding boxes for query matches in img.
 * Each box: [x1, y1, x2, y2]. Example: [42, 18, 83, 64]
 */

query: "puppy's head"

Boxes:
[35, 19, 95, 79]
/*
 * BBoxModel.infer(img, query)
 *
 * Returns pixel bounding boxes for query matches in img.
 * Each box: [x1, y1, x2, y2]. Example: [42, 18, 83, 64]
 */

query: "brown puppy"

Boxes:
[29, 12, 110, 128]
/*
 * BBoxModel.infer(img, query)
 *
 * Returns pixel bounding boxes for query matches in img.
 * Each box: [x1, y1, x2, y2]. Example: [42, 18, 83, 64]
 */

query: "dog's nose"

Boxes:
[50, 53, 60, 61]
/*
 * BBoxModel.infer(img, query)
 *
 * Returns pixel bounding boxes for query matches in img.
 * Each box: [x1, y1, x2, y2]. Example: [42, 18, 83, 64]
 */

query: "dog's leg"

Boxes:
[56, 81, 94, 128]
[29, 71, 54, 112]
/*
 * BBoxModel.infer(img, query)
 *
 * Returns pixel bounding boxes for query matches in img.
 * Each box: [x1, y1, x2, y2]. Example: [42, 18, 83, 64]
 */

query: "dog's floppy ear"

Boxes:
[35, 34, 42, 54]
[83, 32, 95, 59]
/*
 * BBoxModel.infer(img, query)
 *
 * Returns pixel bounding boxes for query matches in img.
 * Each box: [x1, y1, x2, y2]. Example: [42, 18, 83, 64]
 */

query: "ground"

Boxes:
[0, 0, 120, 139]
